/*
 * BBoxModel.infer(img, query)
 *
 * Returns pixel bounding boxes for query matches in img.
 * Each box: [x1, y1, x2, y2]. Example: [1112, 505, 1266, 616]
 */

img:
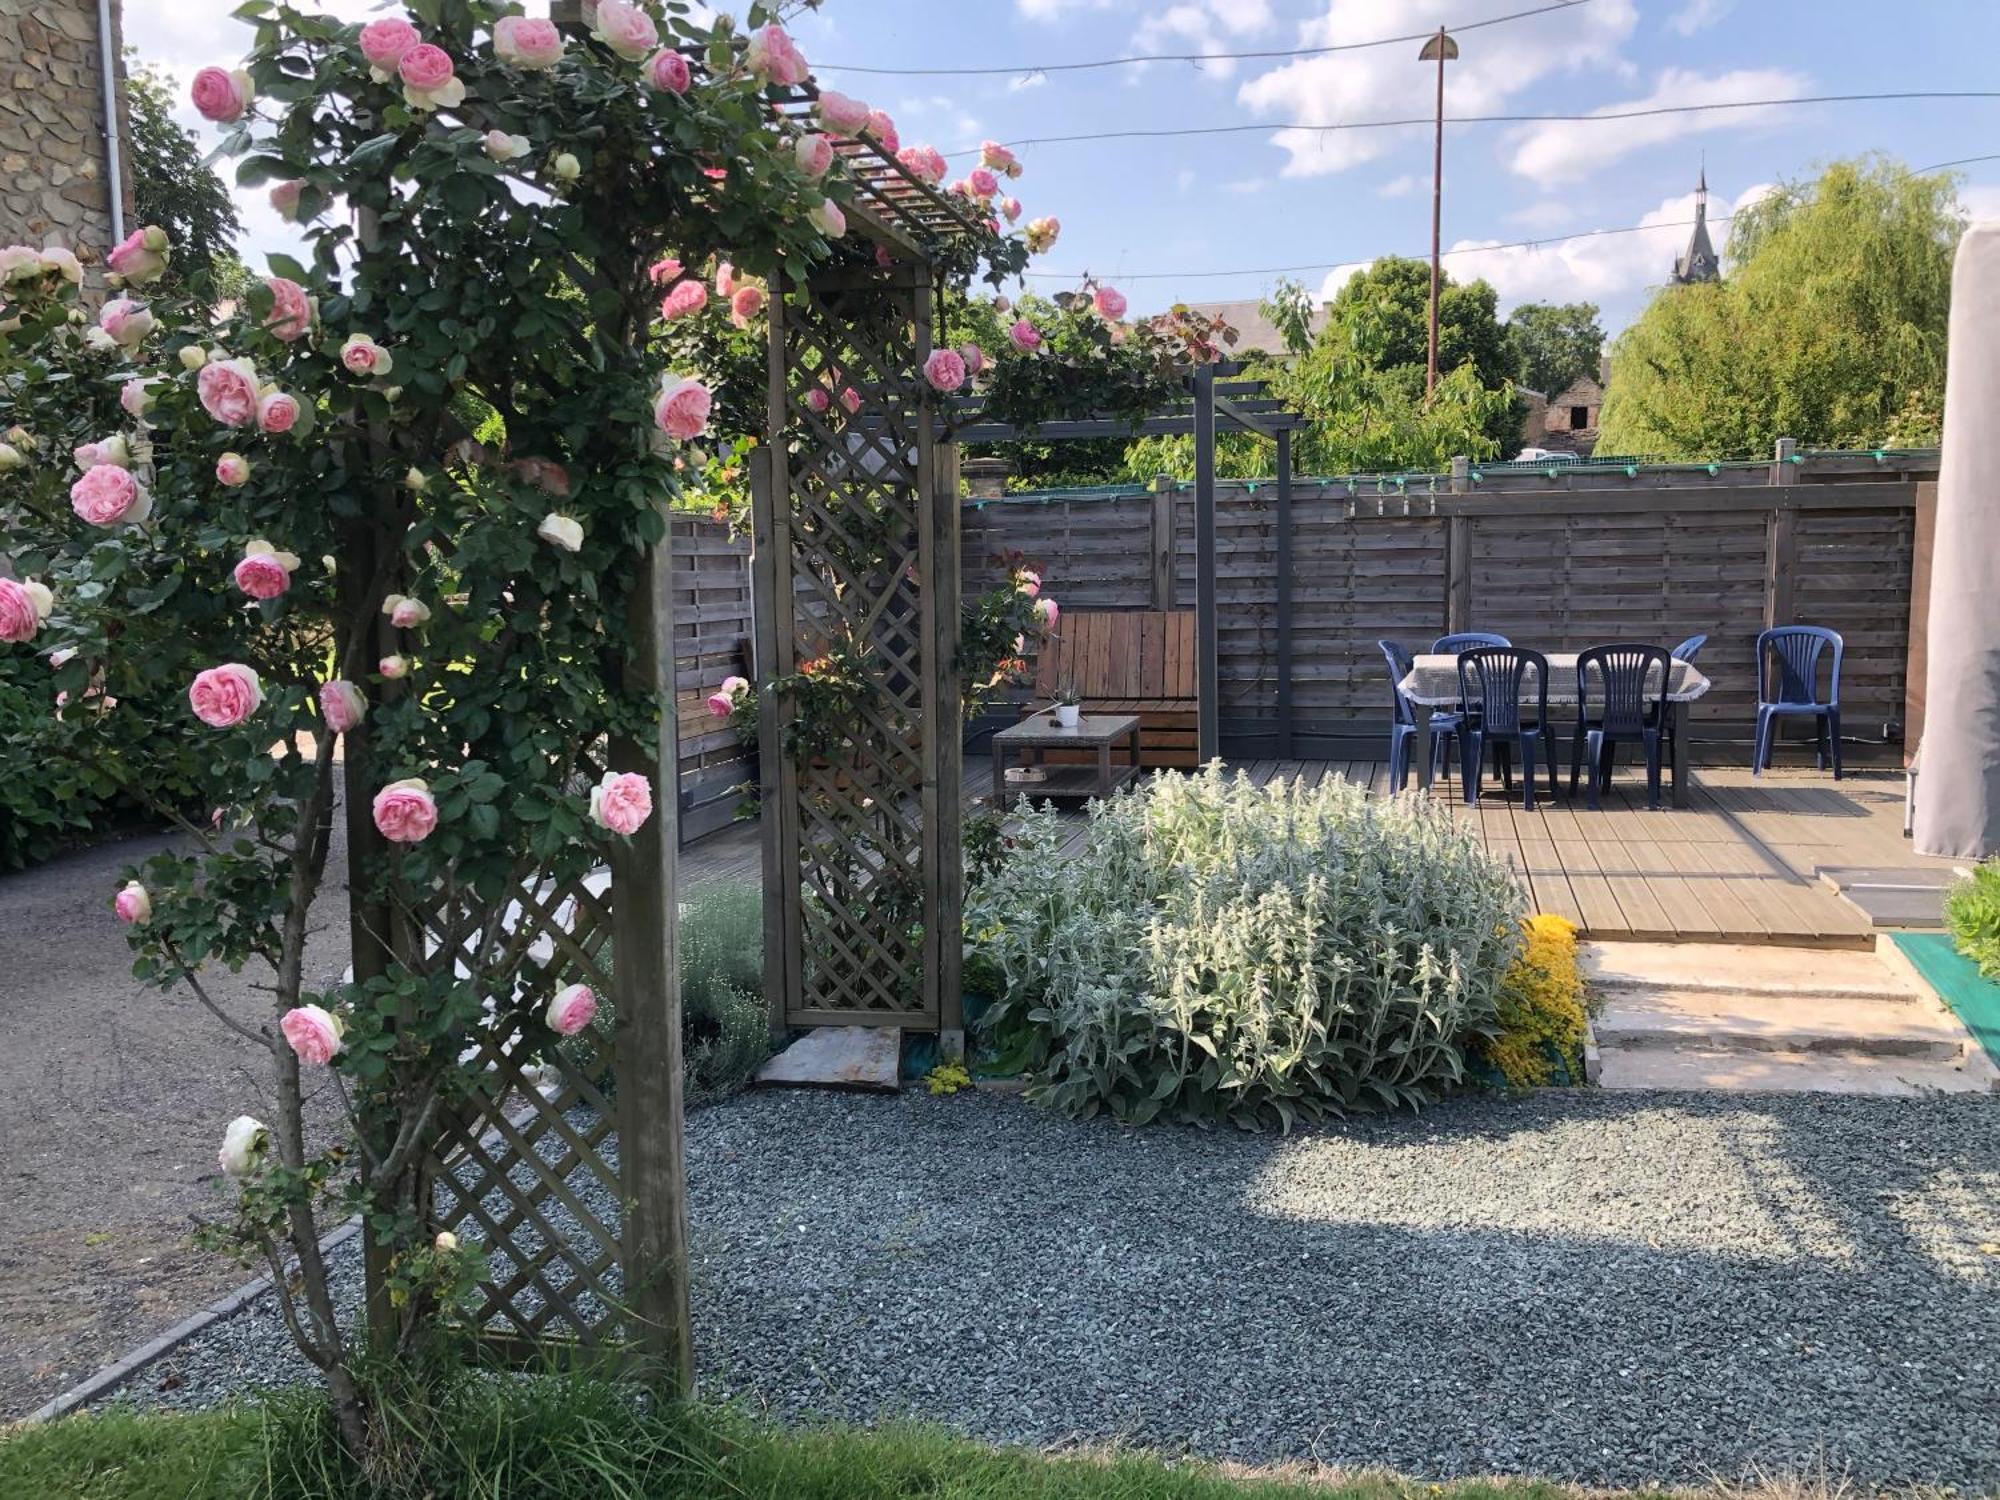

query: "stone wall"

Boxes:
[0, 0, 132, 289]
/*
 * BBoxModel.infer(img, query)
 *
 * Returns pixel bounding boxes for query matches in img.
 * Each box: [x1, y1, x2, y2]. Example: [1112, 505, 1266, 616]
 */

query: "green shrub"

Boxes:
[966, 765, 1523, 1130]
[1944, 859, 2000, 979]
[679, 879, 770, 1103]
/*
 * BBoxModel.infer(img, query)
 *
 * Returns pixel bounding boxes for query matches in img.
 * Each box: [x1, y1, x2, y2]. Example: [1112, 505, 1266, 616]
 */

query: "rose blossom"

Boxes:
[706, 674, 748, 717]
[319, 679, 367, 734]
[39, 244, 83, 283]
[0, 577, 53, 643]
[864, 109, 899, 153]
[435, 1231, 459, 1252]
[653, 374, 712, 440]
[281, 1004, 345, 1066]
[233, 540, 299, 600]
[1000, 196, 1022, 224]
[537, 512, 584, 551]
[114, 881, 151, 924]
[818, 90, 870, 135]
[588, 771, 652, 835]
[70, 464, 149, 527]
[1016, 568, 1042, 596]
[106, 226, 170, 284]
[483, 130, 530, 162]
[968, 167, 999, 200]
[658, 280, 704, 326]
[190, 66, 251, 122]
[714, 262, 735, 297]
[398, 44, 464, 112]
[74, 435, 130, 469]
[198, 358, 262, 426]
[809, 197, 846, 238]
[98, 298, 153, 348]
[545, 982, 597, 1037]
[896, 145, 946, 185]
[1025, 216, 1060, 253]
[551, 152, 581, 183]
[794, 133, 833, 178]
[923, 349, 966, 392]
[119, 379, 155, 418]
[270, 179, 305, 220]
[216, 452, 251, 487]
[359, 17, 420, 76]
[340, 334, 393, 378]
[383, 593, 431, 628]
[1008, 318, 1042, 353]
[218, 1115, 268, 1177]
[745, 23, 808, 85]
[840, 386, 861, 414]
[645, 48, 690, 93]
[179, 344, 209, 371]
[591, 0, 657, 61]
[188, 663, 263, 727]
[257, 390, 302, 434]
[804, 387, 830, 413]
[0, 441, 24, 472]
[263, 276, 312, 341]
[980, 140, 1020, 175]
[648, 256, 683, 285]
[493, 15, 563, 68]
[1092, 285, 1128, 321]
[372, 777, 438, 843]
[1034, 596, 1060, 628]
[959, 343, 986, 377]
[729, 284, 765, 328]
[379, 654, 410, 679]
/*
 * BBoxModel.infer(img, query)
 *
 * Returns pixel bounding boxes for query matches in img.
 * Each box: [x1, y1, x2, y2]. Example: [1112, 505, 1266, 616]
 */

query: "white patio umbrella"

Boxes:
[1913, 221, 2000, 858]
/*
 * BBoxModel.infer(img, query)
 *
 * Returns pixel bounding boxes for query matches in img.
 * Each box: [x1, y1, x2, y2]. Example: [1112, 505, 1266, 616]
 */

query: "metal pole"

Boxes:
[1427, 26, 1445, 397]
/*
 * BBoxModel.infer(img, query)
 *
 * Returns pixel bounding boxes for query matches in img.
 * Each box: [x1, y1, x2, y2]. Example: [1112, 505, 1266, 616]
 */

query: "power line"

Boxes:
[815, 0, 1593, 78]
[949, 92, 2000, 157]
[1918, 151, 2000, 172]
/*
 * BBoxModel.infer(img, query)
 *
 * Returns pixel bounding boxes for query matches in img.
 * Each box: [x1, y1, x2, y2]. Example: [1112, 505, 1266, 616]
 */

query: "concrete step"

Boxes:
[1597, 1044, 1998, 1096]
[1581, 940, 1920, 1001]
[1594, 987, 1968, 1059]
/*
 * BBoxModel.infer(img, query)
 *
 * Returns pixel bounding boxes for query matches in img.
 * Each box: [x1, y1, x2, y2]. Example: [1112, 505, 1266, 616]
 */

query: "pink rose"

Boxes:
[865, 110, 899, 154]
[233, 553, 290, 600]
[795, 133, 833, 178]
[653, 374, 712, 440]
[840, 387, 861, 414]
[70, 464, 147, 527]
[319, 679, 366, 734]
[494, 15, 563, 69]
[399, 42, 454, 91]
[1025, 216, 1060, 253]
[1008, 318, 1042, 353]
[372, 777, 438, 843]
[896, 145, 946, 186]
[190, 67, 250, 123]
[0, 577, 53, 643]
[270, 179, 306, 220]
[745, 23, 808, 85]
[73, 435, 129, 469]
[340, 334, 392, 378]
[588, 770, 652, 835]
[387, 595, 430, 628]
[189, 663, 263, 727]
[379, 654, 410, 679]
[707, 673, 749, 716]
[1093, 285, 1128, 321]
[729, 284, 765, 328]
[263, 276, 311, 341]
[714, 262, 735, 297]
[1033, 596, 1060, 629]
[646, 48, 690, 93]
[659, 279, 706, 320]
[119, 379, 154, 418]
[592, 0, 657, 60]
[805, 387, 830, 413]
[359, 17, 420, 72]
[280, 1004, 344, 1066]
[106, 227, 169, 283]
[959, 343, 986, 376]
[980, 140, 1020, 175]
[818, 91, 871, 136]
[198, 359, 261, 427]
[257, 390, 301, 434]
[648, 256, 683, 285]
[216, 452, 251, 487]
[98, 298, 153, 348]
[968, 167, 999, 200]
[809, 198, 846, 238]
[923, 348, 966, 393]
[114, 881, 151, 925]
[1000, 196, 1022, 224]
[1016, 568, 1041, 597]
[545, 982, 597, 1037]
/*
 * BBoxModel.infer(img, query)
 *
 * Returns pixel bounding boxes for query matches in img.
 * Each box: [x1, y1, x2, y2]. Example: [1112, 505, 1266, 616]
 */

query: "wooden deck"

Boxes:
[681, 759, 1950, 948]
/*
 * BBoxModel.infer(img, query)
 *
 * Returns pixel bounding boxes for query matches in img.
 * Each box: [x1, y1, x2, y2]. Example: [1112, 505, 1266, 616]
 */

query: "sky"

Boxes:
[124, 0, 2000, 333]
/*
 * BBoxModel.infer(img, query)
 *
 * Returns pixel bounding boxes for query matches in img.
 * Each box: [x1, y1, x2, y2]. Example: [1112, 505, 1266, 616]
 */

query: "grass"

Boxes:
[0, 1382, 1614, 1500]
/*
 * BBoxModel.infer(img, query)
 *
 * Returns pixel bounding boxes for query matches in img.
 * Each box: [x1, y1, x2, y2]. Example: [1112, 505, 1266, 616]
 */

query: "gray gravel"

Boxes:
[94, 1088, 2000, 1490]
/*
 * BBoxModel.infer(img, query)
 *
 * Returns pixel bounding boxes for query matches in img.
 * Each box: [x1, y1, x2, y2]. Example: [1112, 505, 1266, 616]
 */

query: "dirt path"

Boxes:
[0, 806, 351, 1419]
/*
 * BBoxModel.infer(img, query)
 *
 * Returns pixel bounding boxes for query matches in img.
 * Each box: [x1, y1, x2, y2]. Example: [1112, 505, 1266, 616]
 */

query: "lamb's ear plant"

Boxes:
[1945, 860, 2000, 979]
[966, 765, 1523, 1130]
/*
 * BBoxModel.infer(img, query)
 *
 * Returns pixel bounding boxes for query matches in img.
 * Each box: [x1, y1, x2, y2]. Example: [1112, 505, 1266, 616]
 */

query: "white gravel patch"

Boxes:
[96, 1088, 2000, 1490]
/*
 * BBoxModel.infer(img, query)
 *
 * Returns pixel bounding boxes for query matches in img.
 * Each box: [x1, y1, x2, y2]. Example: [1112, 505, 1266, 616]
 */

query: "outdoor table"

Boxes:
[991, 709, 1142, 807]
[1397, 653, 1712, 808]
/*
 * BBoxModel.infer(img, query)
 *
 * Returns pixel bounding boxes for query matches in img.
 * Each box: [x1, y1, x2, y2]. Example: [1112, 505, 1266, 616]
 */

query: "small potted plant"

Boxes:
[1053, 675, 1081, 729]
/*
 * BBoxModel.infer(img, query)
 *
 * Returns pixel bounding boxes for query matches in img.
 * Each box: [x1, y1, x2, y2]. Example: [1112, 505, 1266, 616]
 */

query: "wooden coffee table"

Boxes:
[991, 710, 1142, 806]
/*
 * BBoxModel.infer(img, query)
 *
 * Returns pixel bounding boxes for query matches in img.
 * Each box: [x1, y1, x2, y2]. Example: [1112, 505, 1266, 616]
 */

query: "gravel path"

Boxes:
[95, 1088, 2000, 1490]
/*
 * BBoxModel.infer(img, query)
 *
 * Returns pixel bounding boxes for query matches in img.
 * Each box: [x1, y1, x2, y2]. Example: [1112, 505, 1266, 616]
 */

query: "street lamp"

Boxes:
[1419, 26, 1458, 398]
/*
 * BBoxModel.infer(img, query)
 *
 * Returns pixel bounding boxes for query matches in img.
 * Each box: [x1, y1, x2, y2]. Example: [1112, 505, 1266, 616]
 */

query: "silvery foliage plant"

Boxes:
[967, 765, 1523, 1130]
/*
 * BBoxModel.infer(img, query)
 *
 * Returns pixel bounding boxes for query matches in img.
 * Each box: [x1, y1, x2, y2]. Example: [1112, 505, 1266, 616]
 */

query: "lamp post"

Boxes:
[1419, 26, 1458, 398]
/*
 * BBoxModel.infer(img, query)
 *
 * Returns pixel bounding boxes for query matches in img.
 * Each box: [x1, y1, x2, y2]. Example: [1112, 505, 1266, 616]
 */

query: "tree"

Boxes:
[1504, 301, 1603, 395]
[1598, 157, 1962, 458]
[124, 63, 244, 291]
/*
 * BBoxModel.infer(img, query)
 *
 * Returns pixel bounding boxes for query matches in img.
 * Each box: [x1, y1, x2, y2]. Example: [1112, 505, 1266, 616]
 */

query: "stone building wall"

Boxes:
[0, 0, 132, 290]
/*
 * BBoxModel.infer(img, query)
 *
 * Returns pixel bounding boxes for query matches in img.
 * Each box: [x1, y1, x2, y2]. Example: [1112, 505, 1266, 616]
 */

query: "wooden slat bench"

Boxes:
[1026, 610, 1199, 768]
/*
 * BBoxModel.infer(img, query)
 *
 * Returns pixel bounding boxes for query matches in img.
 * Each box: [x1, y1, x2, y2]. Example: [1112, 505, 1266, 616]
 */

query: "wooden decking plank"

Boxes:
[1506, 802, 1584, 926]
[1539, 804, 1645, 938]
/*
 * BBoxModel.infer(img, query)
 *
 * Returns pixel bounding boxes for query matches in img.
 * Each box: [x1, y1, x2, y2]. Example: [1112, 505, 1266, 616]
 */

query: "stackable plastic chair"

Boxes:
[1379, 639, 1461, 793]
[1571, 644, 1672, 810]
[1456, 647, 1557, 810]
[1754, 626, 1844, 779]
[1670, 633, 1709, 664]
[1431, 631, 1511, 654]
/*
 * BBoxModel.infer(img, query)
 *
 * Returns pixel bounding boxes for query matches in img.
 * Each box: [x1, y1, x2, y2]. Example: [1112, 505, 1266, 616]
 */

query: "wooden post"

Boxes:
[929, 441, 965, 1053]
[1274, 430, 1295, 760]
[1763, 505, 1797, 631]
[1149, 473, 1175, 609]
[1771, 436, 1798, 486]
[1904, 480, 1937, 764]
[609, 531, 692, 1389]
[1192, 364, 1219, 763]
[1450, 454, 1470, 494]
[1445, 514, 1471, 635]
[751, 326, 796, 1039]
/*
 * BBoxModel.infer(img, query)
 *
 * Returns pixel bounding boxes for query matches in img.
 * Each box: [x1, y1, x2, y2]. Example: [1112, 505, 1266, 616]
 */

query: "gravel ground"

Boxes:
[94, 1087, 2000, 1490]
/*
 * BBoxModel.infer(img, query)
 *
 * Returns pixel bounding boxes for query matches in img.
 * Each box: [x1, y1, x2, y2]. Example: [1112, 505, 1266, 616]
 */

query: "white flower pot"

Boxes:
[1054, 703, 1081, 729]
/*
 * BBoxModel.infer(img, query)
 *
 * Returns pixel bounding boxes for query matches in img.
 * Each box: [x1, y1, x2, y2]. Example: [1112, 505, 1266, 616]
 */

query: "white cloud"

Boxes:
[1506, 67, 1809, 184]
[1506, 200, 1573, 230]
[1315, 259, 1375, 300]
[1238, 0, 1639, 178]
[1133, 0, 1275, 79]
[1378, 173, 1419, 198]
[1015, 0, 1113, 18]
[894, 94, 983, 151]
[1668, 0, 1731, 36]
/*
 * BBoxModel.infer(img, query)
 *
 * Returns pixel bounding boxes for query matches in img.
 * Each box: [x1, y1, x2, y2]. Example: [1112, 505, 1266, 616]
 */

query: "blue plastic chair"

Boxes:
[1432, 631, 1511, 654]
[1754, 626, 1844, 779]
[1379, 639, 1461, 793]
[1671, 633, 1709, 664]
[1571, 644, 1671, 810]
[1457, 648, 1557, 810]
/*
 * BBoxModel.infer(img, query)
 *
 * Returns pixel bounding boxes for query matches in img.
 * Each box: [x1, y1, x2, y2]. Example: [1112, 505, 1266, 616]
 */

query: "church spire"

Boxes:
[1673, 162, 1719, 284]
